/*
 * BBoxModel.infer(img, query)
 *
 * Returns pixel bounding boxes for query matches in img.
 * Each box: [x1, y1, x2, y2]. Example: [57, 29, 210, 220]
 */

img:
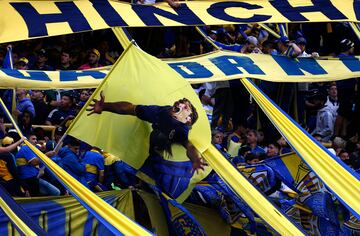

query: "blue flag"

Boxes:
[3, 46, 13, 69]
[1, 47, 14, 115]
[151, 185, 207, 236]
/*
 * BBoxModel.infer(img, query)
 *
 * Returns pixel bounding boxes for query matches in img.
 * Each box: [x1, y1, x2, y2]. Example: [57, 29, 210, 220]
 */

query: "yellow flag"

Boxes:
[67, 42, 211, 176]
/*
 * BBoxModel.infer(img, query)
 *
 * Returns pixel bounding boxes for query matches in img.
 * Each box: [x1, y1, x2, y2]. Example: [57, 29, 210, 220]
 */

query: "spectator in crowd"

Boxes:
[239, 130, 265, 157]
[15, 89, 35, 121]
[245, 152, 264, 165]
[97, 40, 116, 66]
[15, 134, 42, 196]
[212, 129, 228, 154]
[203, 81, 232, 131]
[212, 35, 260, 54]
[266, 143, 280, 158]
[14, 57, 29, 70]
[78, 89, 91, 108]
[296, 37, 319, 58]
[78, 49, 102, 70]
[0, 136, 25, 196]
[212, 129, 224, 146]
[276, 36, 302, 58]
[338, 149, 351, 165]
[19, 110, 34, 138]
[29, 49, 54, 71]
[277, 137, 292, 154]
[311, 93, 336, 142]
[30, 90, 49, 125]
[46, 93, 75, 126]
[335, 39, 356, 138]
[57, 49, 76, 70]
[325, 83, 339, 117]
[58, 138, 87, 186]
[82, 147, 107, 192]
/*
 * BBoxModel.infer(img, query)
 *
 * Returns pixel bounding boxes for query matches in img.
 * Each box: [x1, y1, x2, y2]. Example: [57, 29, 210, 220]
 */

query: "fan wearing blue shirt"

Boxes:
[87, 92, 207, 198]
[82, 147, 107, 192]
[58, 138, 87, 187]
[238, 130, 265, 157]
[16, 134, 40, 196]
[87, 91, 205, 171]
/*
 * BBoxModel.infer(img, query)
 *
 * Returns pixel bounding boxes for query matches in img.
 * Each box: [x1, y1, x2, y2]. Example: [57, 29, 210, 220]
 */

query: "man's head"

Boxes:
[60, 49, 72, 66]
[244, 36, 258, 53]
[22, 110, 33, 125]
[37, 49, 48, 64]
[339, 149, 349, 161]
[27, 134, 37, 145]
[16, 89, 27, 100]
[15, 57, 28, 70]
[31, 90, 44, 101]
[60, 93, 73, 110]
[328, 83, 337, 99]
[80, 89, 90, 102]
[88, 48, 100, 66]
[276, 36, 290, 53]
[246, 130, 258, 145]
[67, 138, 81, 155]
[340, 39, 354, 55]
[212, 129, 224, 145]
[295, 37, 307, 53]
[312, 93, 327, 108]
[172, 98, 198, 126]
[267, 143, 280, 157]
[245, 153, 262, 165]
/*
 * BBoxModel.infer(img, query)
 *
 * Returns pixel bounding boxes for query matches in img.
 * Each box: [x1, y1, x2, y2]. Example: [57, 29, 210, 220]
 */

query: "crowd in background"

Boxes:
[0, 22, 359, 200]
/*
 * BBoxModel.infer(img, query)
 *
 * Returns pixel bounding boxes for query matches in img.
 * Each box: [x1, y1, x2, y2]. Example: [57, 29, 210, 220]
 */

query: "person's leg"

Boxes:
[24, 177, 40, 196]
[39, 178, 60, 196]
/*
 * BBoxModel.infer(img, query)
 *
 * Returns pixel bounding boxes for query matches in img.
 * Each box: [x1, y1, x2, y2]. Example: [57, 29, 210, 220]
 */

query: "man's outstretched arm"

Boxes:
[87, 91, 136, 116]
[183, 140, 207, 172]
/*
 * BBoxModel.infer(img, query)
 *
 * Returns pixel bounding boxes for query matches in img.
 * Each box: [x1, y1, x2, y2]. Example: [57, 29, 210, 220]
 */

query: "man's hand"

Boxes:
[13, 109, 21, 116]
[87, 91, 105, 116]
[191, 157, 208, 174]
[168, 1, 180, 8]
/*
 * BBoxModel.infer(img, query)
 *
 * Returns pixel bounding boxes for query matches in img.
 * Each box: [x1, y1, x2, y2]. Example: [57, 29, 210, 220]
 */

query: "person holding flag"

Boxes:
[87, 91, 207, 198]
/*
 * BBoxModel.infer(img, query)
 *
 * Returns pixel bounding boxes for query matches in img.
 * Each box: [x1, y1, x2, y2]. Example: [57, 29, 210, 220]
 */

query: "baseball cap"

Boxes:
[18, 57, 29, 65]
[340, 39, 354, 52]
[90, 48, 100, 57]
[295, 37, 307, 45]
[2, 136, 14, 146]
[209, 30, 217, 35]
[38, 49, 48, 57]
[275, 36, 290, 44]
[246, 36, 258, 45]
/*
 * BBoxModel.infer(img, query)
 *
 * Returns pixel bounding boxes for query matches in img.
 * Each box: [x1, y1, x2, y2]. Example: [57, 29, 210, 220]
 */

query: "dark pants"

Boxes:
[211, 88, 233, 130]
[21, 176, 40, 196]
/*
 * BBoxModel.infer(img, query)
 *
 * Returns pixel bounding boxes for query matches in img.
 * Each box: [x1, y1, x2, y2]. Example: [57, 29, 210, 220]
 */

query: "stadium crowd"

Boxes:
[0, 23, 359, 231]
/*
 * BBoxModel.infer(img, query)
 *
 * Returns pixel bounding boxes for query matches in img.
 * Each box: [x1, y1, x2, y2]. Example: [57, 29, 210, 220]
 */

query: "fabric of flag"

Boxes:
[67, 43, 212, 202]
[150, 185, 207, 236]
[3, 46, 13, 69]
[1, 46, 14, 114]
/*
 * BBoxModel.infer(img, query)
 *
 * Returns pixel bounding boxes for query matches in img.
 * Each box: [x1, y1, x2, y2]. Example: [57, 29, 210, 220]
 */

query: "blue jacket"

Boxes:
[17, 98, 35, 118]
[58, 147, 86, 181]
